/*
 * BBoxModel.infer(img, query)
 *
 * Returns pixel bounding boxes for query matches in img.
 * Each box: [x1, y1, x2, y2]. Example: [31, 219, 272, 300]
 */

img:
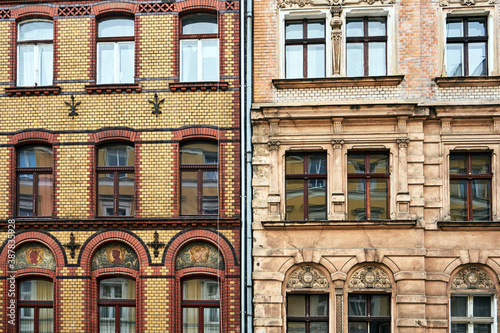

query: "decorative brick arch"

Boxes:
[91, 128, 138, 144]
[92, 2, 137, 16]
[176, 0, 224, 13]
[11, 5, 56, 20]
[8, 130, 56, 146]
[173, 126, 220, 141]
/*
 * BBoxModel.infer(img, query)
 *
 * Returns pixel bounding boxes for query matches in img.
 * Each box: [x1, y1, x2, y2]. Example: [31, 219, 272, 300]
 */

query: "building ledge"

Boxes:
[437, 221, 500, 230]
[261, 219, 417, 229]
[5, 86, 61, 97]
[434, 76, 500, 87]
[272, 75, 405, 89]
[85, 83, 142, 94]
[169, 81, 228, 92]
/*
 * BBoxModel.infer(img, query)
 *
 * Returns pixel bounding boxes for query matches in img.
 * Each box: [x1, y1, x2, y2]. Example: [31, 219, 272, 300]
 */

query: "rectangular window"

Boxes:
[346, 17, 387, 77]
[348, 294, 390, 333]
[285, 19, 326, 79]
[287, 294, 329, 332]
[451, 295, 494, 333]
[347, 152, 389, 220]
[449, 152, 491, 221]
[446, 17, 487, 76]
[285, 152, 326, 220]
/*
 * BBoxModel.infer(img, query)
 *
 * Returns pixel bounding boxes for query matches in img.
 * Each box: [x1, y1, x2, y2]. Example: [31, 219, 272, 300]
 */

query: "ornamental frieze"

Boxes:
[14, 243, 56, 271]
[451, 266, 494, 290]
[175, 242, 225, 270]
[287, 265, 329, 289]
[91, 242, 139, 271]
[349, 265, 391, 289]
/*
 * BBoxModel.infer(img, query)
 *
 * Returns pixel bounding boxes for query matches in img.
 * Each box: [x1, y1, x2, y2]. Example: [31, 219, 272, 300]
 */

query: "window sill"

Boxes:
[5, 86, 61, 97]
[434, 76, 500, 87]
[272, 75, 405, 89]
[85, 84, 142, 94]
[169, 81, 228, 92]
[261, 219, 417, 229]
[437, 221, 500, 230]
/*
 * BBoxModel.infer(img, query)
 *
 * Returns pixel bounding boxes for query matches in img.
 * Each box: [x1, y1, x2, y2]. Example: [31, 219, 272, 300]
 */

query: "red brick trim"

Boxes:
[8, 131, 55, 145]
[172, 127, 220, 141]
[91, 129, 138, 144]
[170, 81, 228, 92]
[85, 84, 142, 94]
[92, 2, 137, 16]
[5, 86, 61, 97]
[176, 0, 224, 13]
[11, 5, 56, 20]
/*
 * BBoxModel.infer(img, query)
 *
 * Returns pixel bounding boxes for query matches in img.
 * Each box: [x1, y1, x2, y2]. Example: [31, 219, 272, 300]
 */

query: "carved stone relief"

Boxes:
[349, 265, 391, 289]
[279, 0, 314, 8]
[287, 265, 329, 289]
[330, 6, 343, 75]
[451, 266, 494, 290]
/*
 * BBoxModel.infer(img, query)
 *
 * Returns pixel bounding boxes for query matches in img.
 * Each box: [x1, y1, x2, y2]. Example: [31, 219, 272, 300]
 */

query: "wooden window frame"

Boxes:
[181, 278, 220, 333]
[97, 277, 136, 333]
[17, 278, 53, 333]
[286, 294, 329, 333]
[450, 294, 495, 333]
[348, 294, 391, 333]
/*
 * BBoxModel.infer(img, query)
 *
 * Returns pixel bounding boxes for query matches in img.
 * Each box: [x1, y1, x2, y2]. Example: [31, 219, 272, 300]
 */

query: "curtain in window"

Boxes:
[181, 40, 198, 82]
[98, 44, 115, 84]
[18, 45, 35, 86]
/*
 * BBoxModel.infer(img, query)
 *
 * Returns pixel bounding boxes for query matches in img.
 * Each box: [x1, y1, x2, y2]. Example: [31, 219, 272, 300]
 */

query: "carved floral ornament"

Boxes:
[451, 266, 495, 290]
[349, 265, 391, 289]
[287, 265, 329, 289]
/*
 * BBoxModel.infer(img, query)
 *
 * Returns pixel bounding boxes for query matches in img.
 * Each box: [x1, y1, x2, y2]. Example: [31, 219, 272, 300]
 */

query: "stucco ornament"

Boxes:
[279, 0, 314, 8]
[14, 243, 56, 271]
[91, 242, 139, 271]
[175, 242, 225, 270]
[287, 265, 329, 289]
[349, 265, 391, 289]
[461, 0, 475, 5]
[451, 266, 494, 290]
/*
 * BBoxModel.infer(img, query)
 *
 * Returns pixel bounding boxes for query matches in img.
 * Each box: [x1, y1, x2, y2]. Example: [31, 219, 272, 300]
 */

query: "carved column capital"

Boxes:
[330, 6, 343, 75]
[331, 139, 344, 149]
[441, 118, 453, 134]
[397, 138, 409, 148]
[268, 141, 280, 151]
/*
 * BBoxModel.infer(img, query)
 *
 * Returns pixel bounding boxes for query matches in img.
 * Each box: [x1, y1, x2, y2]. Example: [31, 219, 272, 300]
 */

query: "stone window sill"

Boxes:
[6, 86, 61, 97]
[272, 75, 405, 89]
[85, 84, 142, 94]
[437, 221, 500, 230]
[262, 219, 416, 229]
[169, 81, 228, 92]
[434, 76, 500, 87]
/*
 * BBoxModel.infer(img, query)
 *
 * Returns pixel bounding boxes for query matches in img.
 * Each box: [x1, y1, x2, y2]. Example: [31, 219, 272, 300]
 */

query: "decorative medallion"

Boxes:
[14, 243, 55, 271]
[287, 265, 329, 289]
[175, 242, 225, 270]
[349, 265, 391, 289]
[451, 266, 494, 290]
[279, 0, 314, 8]
[91, 243, 139, 271]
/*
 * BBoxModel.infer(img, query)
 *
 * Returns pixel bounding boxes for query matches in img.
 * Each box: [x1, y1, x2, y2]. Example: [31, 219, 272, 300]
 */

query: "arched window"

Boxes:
[180, 142, 219, 215]
[98, 278, 136, 333]
[17, 20, 53, 87]
[182, 278, 220, 332]
[18, 279, 53, 333]
[17, 146, 53, 217]
[97, 144, 135, 216]
[97, 18, 134, 84]
[180, 14, 219, 82]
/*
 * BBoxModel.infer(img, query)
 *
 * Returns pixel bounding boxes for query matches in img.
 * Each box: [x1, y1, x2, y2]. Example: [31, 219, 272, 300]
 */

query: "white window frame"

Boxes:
[450, 293, 497, 333]
[180, 38, 220, 82]
[96, 41, 135, 84]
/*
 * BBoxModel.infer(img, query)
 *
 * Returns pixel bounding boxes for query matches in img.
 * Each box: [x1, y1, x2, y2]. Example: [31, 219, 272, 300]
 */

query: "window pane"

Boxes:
[286, 179, 304, 220]
[119, 42, 134, 83]
[308, 154, 326, 174]
[348, 153, 366, 173]
[368, 42, 386, 76]
[97, 43, 115, 84]
[371, 295, 390, 317]
[204, 308, 220, 333]
[474, 324, 491, 333]
[310, 322, 328, 333]
[349, 322, 367, 333]
[98, 145, 134, 167]
[450, 180, 467, 221]
[99, 19, 134, 37]
[450, 154, 467, 175]
[368, 18, 386, 36]
[100, 278, 136, 299]
[468, 43, 487, 76]
[472, 179, 490, 221]
[347, 43, 364, 76]
[286, 45, 303, 78]
[181, 171, 198, 215]
[348, 179, 366, 220]
[182, 15, 217, 34]
[19, 308, 34, 333]
[451, 323, 467, 333]
[371, 321, 391, 333]
[310, 294, 328, 316]
[451, 296, 468, 317]
[446, 44, 464, 76]
[370, 179, 388, 220]
[288, 322, 306, 333]
[286, 154, 304, 174]
[286, 21, 303, 39]
[181, 142, 218, 165]
[20, 280, 53, 300]
[39, 308, 53, 333]
[181, 40, 198, 82]
[18, 45, 35, 87]
[183, 279, 220, 301]
[471, 154, 490, 174]
[120, 307, 136, 333]
[473, 296, 491, 317]
[183, 308, 199, 333]
[468, 18, 486, 37]
[18, 174, 33, 216]
[203, 171, 218, 214]
[19, 146, 52, 167]
[38, 44, 53, 86]
[201, 39, 219, 81]
[19, 21, 53, 41]
[307, 21, 325, 38]
[348, 295, 367, 316]
[307, 44, 325, 78]
[347, 19, 363, 37]
[370, 153, 388, 173]
[98, 173, 114, 216]
[447, 20, 463, 37]
[288, 295, 306, 316]
[308, 179, 326, 220]
[119, 173, 135, 216]
[100, 306, 115, 333]
[38, 174, 53, 216]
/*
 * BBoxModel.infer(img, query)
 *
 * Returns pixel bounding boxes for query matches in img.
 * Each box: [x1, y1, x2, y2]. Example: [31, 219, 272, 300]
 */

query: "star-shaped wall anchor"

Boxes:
[65, 94, 81, 119]
[149, 93, 165, 116]
[147, 231, 166, 258]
